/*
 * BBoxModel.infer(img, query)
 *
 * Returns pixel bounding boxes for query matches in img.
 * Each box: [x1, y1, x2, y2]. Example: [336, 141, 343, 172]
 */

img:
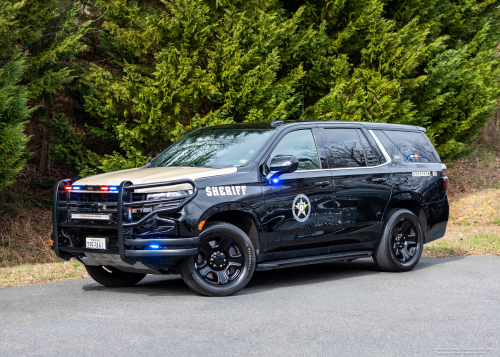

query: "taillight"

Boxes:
[441, 163, 448, 193]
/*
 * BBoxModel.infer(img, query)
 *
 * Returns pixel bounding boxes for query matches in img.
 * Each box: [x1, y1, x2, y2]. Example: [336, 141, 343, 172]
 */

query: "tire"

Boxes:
[373, 208, 424, 272]
[179, 222, 256, 297]
[85, 265, 146, 287]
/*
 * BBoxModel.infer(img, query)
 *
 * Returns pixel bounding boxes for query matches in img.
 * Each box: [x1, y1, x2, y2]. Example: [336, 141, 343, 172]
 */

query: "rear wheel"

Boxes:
[373, 208, 424, 272]
[85, 265, 146, 287]
[179, 222, 256, 296]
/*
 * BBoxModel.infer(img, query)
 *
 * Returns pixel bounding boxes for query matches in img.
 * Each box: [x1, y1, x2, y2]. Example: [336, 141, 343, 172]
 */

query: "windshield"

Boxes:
[151, 129, 274, 168]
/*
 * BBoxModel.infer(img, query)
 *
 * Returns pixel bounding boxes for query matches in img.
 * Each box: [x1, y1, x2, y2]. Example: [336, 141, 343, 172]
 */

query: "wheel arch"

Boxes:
[384, 197, 428, 238]
[198, 204, 262, 253]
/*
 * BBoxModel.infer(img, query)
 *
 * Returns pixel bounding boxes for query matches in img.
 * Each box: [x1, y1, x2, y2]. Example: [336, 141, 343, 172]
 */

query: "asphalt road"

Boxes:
[1, 257, 499, 357]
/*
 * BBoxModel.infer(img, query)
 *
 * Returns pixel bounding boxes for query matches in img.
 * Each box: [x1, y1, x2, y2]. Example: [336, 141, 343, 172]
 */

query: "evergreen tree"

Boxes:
[83, 0, 314, 171]
[289, 0, 500, 159]
[70, 0, 500, 174]
[0, 1, 34, 190]
[9, 0, 92, 175]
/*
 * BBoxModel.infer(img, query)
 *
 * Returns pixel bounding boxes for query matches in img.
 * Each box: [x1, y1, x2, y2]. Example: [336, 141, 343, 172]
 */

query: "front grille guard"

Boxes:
[52, 179, 199, 264]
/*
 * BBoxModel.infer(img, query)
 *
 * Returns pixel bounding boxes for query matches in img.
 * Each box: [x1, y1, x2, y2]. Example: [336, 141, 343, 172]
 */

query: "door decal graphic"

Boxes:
[293, 194, 311, 222]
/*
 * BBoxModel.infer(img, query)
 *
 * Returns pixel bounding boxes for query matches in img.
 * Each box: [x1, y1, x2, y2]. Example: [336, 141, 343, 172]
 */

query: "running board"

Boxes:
[256, 251, 372, 271]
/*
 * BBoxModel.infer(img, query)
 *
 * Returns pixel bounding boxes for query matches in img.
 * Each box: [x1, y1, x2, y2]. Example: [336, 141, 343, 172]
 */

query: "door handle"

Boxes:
[372, 178, 387, 183]
[315, 181, 331, 187]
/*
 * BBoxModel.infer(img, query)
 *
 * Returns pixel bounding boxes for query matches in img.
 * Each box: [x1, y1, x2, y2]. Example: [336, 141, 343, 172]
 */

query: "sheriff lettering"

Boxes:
[206, 186, 247, 196]
[412, 171, 431, 177]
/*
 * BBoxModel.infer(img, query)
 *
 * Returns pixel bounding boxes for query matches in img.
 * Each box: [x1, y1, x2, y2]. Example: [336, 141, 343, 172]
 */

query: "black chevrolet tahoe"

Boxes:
[52, 120, 449, 296]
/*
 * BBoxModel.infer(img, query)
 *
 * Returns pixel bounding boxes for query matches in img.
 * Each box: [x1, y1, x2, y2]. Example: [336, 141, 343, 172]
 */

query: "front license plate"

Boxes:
[86, 238, 107, 250]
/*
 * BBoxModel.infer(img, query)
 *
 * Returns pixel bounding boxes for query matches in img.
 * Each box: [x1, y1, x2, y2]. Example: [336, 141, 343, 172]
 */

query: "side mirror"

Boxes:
[269, 155, 299, 174]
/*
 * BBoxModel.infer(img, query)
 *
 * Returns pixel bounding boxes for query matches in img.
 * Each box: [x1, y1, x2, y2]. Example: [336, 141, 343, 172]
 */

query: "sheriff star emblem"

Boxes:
[292, 194, 311, 222]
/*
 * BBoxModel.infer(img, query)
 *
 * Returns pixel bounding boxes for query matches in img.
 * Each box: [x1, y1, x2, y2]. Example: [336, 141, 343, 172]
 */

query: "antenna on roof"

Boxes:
[302, 78, 305, 121]
[271, 117, 284, 127]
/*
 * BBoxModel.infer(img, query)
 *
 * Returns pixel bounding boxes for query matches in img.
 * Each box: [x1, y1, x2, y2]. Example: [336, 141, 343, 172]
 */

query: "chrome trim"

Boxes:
[294, 168, 331, 172]
[294, 130, 392, 173]
[267, 128, 394, 174]
[368, 129, 392, 164]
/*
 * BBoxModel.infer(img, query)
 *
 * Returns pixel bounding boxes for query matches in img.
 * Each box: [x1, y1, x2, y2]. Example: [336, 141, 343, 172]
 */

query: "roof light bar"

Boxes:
[100, 186, 109, 191]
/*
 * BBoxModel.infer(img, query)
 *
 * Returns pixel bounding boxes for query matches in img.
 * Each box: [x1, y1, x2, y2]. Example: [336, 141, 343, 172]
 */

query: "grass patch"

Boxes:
[492, 219, 500, 226]
[426, 233, 500, 256]
[0, 260, 89, 288]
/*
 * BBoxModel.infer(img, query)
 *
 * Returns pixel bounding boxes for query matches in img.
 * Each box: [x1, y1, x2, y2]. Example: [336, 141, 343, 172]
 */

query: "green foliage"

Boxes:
[83, 0, 312, 163]
[3, 0, 500, 184]
[295, 0, 500, 160]
[42, 112, 97, 175]
[42, 111, 148, 177]
[0, 55, 33, 190]
[21, 1, 92, 100]
[0, 2, 33, 190]
[78, 0, 500, 172]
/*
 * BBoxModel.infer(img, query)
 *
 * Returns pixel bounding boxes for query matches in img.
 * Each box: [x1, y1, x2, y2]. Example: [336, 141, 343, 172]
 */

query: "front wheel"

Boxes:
[373, 208, 424, 272]
[179, 222, 256, 296]
[85, 265, 146, 287]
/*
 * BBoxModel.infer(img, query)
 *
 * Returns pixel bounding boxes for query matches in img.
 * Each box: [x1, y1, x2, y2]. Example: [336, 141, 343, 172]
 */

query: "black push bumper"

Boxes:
[52, 179, 199, 264]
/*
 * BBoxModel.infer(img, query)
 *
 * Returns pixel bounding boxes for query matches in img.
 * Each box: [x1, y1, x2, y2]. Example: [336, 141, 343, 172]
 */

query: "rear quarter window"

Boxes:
[383, 130, 438, 163]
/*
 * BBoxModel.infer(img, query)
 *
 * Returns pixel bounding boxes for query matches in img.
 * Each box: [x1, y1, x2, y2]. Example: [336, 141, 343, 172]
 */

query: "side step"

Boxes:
[256, 251, 372, 271]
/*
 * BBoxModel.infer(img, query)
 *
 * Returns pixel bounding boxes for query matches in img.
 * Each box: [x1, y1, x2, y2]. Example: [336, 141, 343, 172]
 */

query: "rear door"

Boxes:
[261, 127, 336, 256]
[372, 129, 449, 242]
[319, 125, 393, 251]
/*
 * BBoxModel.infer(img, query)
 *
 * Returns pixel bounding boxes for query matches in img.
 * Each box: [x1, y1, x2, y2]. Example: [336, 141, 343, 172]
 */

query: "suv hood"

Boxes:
[73, 166, 237, 192]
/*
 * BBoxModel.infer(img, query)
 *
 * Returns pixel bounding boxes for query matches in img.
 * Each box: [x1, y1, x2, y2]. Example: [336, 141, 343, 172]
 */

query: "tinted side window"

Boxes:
[372, 130, 404, 164]
[357, 129, 379, 166]
[383, 130, 437, 163]
[323, 128, 366, 168]
[270, 129, 321, 171]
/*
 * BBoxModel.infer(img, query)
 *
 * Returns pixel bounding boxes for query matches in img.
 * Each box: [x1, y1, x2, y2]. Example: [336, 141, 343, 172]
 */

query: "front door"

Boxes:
[262, 127, 336, 258]
[320, 126, 393, 252]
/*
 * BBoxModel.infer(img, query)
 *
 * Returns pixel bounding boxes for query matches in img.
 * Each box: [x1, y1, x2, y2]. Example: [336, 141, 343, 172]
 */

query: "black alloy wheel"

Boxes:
[373, 208, 424, 272]
[391, 218, 420, 265]
[196, 235, 245, 285]
[179, 222, 256, 296]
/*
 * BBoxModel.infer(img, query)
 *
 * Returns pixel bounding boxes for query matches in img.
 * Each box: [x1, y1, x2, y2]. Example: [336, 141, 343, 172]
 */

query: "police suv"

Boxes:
[52, 120, 449, 296]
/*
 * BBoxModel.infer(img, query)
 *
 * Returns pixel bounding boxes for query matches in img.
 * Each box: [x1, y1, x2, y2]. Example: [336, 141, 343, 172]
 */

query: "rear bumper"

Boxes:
[424, 197, 449, 244]
[52, 179, 199, 265]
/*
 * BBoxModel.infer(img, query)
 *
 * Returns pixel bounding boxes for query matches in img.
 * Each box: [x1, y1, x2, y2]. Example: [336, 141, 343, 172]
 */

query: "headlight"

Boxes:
[146, 190, 193, 201]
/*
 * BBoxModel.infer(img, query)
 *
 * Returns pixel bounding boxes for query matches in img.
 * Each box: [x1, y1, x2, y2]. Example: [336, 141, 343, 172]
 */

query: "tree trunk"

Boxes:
[38, 99, 51, 175]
